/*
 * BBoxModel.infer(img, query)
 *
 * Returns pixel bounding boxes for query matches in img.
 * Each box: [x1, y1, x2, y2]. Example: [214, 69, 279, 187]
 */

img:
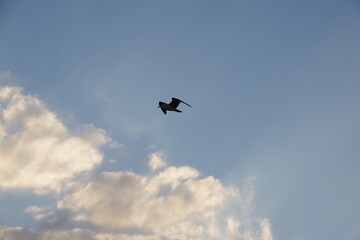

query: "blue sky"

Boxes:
[1, 1, 360, 240]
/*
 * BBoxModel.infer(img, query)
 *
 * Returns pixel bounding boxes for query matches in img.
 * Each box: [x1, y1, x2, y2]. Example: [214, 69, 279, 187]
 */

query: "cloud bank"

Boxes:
[0, 85, 273, 240]
[59, 166, 238, 237]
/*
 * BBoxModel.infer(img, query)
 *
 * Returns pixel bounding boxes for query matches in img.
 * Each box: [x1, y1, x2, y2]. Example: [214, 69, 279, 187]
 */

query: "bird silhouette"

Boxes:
[158, 97, 191, 115]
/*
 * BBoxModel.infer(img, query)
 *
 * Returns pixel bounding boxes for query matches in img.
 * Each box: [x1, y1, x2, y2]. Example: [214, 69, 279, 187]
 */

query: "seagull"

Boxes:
[158, 97, 192, 115]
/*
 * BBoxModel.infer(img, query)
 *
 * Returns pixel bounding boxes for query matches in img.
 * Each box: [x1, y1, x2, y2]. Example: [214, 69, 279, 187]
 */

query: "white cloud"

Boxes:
[226, 217, 241, 239]
[148, 151, 167, 170]
[57, 166, 239, 239]
[259, 218, 273, 240]
[80, 124, 112, 148]
[1, 163, 273, 240]
[0, 86, 110, 193]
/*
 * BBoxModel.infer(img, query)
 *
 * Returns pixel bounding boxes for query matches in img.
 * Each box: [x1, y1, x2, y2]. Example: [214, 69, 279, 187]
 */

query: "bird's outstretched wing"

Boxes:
[169, 97, 192, 108]
[161, 108, 167, 115]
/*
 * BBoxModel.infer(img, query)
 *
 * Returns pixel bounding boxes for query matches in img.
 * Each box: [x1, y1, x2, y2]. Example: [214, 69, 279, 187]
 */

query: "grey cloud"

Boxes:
[0, 226, 96, 240]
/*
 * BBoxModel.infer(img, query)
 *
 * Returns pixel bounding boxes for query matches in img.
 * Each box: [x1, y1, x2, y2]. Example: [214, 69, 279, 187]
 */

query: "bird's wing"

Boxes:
[169, 98, 181, 108]
[170, 97, 192, 108]
[161, 108, 167, 115]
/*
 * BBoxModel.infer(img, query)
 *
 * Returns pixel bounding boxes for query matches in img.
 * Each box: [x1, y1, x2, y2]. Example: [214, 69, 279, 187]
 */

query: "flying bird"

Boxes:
[158, 97, 192, 115]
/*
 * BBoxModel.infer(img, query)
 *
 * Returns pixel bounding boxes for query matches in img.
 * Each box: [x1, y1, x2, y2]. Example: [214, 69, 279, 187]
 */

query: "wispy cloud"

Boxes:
[0, 70, 11, 82]
[24, 206, 44, 214]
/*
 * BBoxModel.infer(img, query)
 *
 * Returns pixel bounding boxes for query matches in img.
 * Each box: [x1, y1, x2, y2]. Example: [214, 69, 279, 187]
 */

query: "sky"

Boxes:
[1, 1, 360, 239]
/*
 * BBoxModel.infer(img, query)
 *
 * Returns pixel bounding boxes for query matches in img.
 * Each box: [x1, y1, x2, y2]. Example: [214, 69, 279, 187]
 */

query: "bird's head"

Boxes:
[158, 101, 165, 108]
